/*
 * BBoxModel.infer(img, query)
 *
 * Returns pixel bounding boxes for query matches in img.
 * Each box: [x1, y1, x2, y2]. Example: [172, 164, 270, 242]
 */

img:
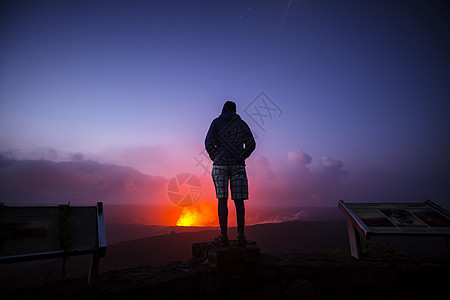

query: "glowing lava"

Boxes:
[176, 202, 217, 227]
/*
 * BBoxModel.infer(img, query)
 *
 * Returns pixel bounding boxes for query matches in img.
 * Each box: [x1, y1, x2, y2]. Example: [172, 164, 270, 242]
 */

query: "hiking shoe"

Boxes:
[213, 235, 229, 247]
[237, 234, 247, 246]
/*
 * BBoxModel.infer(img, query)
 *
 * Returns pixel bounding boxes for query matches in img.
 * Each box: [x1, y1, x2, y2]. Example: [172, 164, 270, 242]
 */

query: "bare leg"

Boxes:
[234, 199, 245, 237]
[218, 198, 228, 238]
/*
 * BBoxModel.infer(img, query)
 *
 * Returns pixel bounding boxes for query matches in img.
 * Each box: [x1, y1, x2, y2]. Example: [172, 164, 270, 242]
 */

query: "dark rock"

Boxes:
[192, 240, 260, 268]
[4, 250, 450, 299]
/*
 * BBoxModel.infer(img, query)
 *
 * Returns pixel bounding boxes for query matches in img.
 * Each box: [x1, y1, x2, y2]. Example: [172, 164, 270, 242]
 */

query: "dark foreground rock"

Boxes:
[4, 243, 450, 299]
[192, 240, 260, 268]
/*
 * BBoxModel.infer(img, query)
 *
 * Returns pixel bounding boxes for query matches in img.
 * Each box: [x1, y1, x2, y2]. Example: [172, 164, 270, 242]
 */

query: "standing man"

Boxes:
[205, 101, 256, 246]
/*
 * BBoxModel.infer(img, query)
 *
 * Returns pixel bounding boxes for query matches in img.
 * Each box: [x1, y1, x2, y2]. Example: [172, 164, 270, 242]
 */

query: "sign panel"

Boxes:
[0, 206, 97, 258]
[342, 202, 450, 235]
[338, 201, 450, 259]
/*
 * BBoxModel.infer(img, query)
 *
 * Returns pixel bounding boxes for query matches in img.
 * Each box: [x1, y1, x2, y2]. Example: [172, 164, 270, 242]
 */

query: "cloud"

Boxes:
[1, 144, 202, 178]
[249, 155, 275, 179]
[315, 156, 348, 182]
[287, 150, 311, 167]
[1, 146, 448, 210]
[1, 147, 60, 161]
[1, 148, 85, 162]
[68, 152, 84, 161]
[97, 144, 206, 178]
[247, 151, 348, 206]
[247, 150, 449, 209]
[0, 158, 167, 205]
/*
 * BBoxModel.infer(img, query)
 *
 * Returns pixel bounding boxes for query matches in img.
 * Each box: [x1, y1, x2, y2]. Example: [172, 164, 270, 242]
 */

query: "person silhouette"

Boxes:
[205, 101, 256, 246]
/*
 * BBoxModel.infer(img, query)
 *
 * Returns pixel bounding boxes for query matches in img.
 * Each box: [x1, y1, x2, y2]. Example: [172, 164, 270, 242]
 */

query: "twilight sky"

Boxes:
[1, 0, 449, 208]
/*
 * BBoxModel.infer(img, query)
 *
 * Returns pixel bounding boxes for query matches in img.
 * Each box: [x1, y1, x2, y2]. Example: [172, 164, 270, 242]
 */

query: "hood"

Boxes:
[220, 111, 240, 120]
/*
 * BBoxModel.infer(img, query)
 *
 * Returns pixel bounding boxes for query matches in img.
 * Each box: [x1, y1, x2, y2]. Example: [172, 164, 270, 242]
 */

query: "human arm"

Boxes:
[205, 120, 219, 161]
[241, 121, 256, 159]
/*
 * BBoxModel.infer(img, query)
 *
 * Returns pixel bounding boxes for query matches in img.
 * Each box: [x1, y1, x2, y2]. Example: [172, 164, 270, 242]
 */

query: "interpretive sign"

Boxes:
[0, 202, 106, 285]
[338, 200, 450, 259]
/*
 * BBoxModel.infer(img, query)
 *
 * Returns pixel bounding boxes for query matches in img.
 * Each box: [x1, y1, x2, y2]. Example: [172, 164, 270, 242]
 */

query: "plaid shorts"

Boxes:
[212, 165, 248, 200]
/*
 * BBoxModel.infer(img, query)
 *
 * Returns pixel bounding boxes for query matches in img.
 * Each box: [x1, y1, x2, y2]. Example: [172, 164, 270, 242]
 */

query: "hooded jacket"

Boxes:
[205, 111, 256, 165]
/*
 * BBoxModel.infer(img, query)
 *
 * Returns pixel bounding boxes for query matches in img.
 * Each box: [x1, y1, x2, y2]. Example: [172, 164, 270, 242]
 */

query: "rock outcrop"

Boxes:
[192, 240, 260, 268]
[4, 242, 450, 299]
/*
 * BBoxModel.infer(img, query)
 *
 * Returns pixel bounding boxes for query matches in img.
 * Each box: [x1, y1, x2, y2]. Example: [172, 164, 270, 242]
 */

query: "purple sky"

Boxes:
[1, 1, 449, 207]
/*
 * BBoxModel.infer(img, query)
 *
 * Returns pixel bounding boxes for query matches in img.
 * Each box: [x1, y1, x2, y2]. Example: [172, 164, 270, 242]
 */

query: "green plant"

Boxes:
[323, 249, 342, 256]
[376, 243, 396, 256]
[362, 240, 371, 255]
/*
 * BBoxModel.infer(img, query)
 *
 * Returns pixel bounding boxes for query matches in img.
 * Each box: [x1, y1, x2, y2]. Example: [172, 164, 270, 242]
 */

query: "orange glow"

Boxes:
[176, 202, 217, 227]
